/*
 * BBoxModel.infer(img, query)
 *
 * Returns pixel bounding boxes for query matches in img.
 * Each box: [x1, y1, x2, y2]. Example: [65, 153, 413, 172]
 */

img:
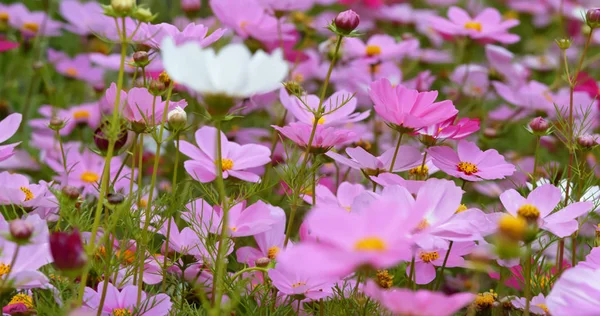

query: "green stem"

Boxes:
[524, 244, 532, 316]
[283, 203, 298, 247]
[407, 255, 416, 289]
[531, 136, 541, 189]
[162, 133, 180, 292]
[129, 133, 138, 194]
[388, 132, 404, 172]
[434, 241, 453, 290]
[55, 130, 68, 175]
[230, 267, 269, 282]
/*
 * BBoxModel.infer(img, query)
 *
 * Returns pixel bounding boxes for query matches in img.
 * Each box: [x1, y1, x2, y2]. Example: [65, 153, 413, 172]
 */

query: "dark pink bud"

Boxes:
[9, 220, 33, 241]
[587, 8, 600, 28]
[334, 10, 360, 33]
[577, 134, 596, 148]
[93, 125, 128, 153]
[528, 117, 549, 132]
[2, 303, 28, 315]
[49, 230, 87, 272]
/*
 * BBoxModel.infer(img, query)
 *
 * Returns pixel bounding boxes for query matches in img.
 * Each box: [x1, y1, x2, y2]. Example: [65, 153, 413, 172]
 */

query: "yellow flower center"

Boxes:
[543, 91, 553, 102]
[0, 12, 9, 22]
[536, 303, 549, 313]
[96, 246, 107, 259]
[293, 73, 305, 83]
[354, 237, 387, 252]
[503, 11, 519, 20]
[268, 246, 280, 259]
[22, 22, 39, 33]
[0, 263, 11, 278]
[65, 67, 78, 77]
[457, 161, 478, 175]
[20, 187, 34, 201]
[8, 294, 33, 309]
[365, 45, 382, 57]
[139, 199, 148, 208]
[474, 290, 497, 309]
[230, 226, 238, 232]
[112, 308, 132, 316]
[416, 219, 430, 232]
[370, 63, 381, 74]
[376, 270, 394, 289]
[464, 21, 482, 32]
[159, 71, 171, 85]
[455, 204, 468, 214]
[312, 116, 325, 125]
[240, 21, 249, 30]
[72, 110, 90, 120]
[419, 251, 440, 263]
[517, 204, 540, 221]
[409, 165, 429, 177]
[355, 139, 372, 151]
[344, 206, 352, 212]
[291, 281, 307, 288]
[498, 215, 526, 241]
[118, 250, 135, 265]
[81, 171, 100, 183]
[217, 158, 234, 171]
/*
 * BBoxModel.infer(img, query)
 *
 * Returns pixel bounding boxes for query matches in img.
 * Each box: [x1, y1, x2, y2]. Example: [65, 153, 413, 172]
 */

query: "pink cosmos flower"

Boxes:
[499, 184, 593, 238]
[257, 0, 315, 12]
[485, 44, 528, 87]
[326, 145, 422, 174]
[409, 242, 475, 284]
[124, 87, 188, 126]
[546, 265, 600, 314]
[364, 280, 474, 316]
[369, 78, 458, 131]
[83, 282, 172, 315]
[179, 126, 271, 183]
[237, 206, 287, 264]
[158, 218, 205, 257]
[0, 173, 56, 209]
[418, 116, 480, 141]
[210, 0, 295, 42]
[273, 123, 357, 153]
[10, 8, 62, 37]
[344, 34, 419, 62]
[448, 64, 490, 98]
[0, 37, 18, 52]
[370, 173, 425, 194]
[0, 238, 52, 289]
[512, 293, 549, 315]
[429, 6, 519, 44]
[279, 89, 370, 127]
[0, 213, 49, 245]
[145, 22, 225, 49]
[339, 0, 384, 8]
[301, 181, 374, 211]
[277, 186, 422, 278]
[0, 113, 22, 162]
[54, 54, 104, 85]
[30, 103, 101, 136]
[268, 264, 335, 301]
[59, 0, 111, 36]
[427, 140, 515, 181]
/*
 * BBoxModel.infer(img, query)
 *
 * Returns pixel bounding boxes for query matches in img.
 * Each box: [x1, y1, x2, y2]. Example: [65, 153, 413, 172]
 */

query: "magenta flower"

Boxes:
[326, 145, 422, 174]
[30, 103, 101, 136]
[344, 34, 419, 62]
[369, 78, 458, 131]
[418, 116, 480, 141]
[280, 89, 370, 127]
[125, 87, 188, 126]
[0, 113, 22, 162]
[49, 229, 87, 272]
[427, 140, 515, 181]
[499, 184, 593, 238]
[179, 126, 271, 183]
[268, 264, 335, 301]
[429, 6, 519, 44]
[54, 54, 104, 85]
[273, 123, 356, 153]
[83, 282, 172, 315]
[59, 0, 110, 36]
[0, 37, 18, 52]
[546, 266, 600, 314]
[146, 22, 225, 49]
[364, 280, 474, 316]
[408, 242, 475, 284]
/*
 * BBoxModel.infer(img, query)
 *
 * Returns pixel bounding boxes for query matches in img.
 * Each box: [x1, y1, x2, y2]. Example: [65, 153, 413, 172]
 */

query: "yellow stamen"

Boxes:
[22, 22, 39, 33]
[354, 237, 387, 252]
[118, 249, 135, 265]
[20, 187, 34, 201]
[291, 282, 307, 288]
[230, 226, 238, 232]
[312, 117, 325, 125]
[376, 270, 394, 289]
[419, 251, 440, 263]
[293, 73, 305, 83]
[517, 204, 540, 221]
[409, 166, 429, 177]
[80, 171, 100, 183]
[72, 110, 90, 120]
[65, 67, 78, 77]
[0, 263, 11, 278]
[216, 158, 234, 171]
[457, 161, 478, 175]
[455, 204, 468, 214]
[498, 215, 526, 241]
[8, 294, 33, 309]
[474, 290, 497, 310]
[536, 303, 549, 313]
[112, 308, 132, 316]
[268, 246, 280, 259]
[365, 45, 382, 57]
[0, 12, 9, 22]
[464, 21, 482, 32]
[139, 199, 148, 208]
[416, 219, 430, 231]
[543, 91, 553, 102]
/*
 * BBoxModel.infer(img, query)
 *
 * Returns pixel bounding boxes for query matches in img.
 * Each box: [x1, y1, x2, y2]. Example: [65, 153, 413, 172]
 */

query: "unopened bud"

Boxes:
[9, 219, 33, 241]
[107, 193, 125, 205]
[62, 186, 81, 200]
[586, 8, 600, 29]
[111, 0, 135, 15]
[133, 7, 155, 23]
[49, 117, 65, 131]
[528, 116, 549, 133]
[149, 80, 166, 96]
[49, 230, 88, 274]
[255, 257, 270, 268]
[577, 134, 597, 148]
[93, 124, 128, 153]
[181, 0, 201, 13]
[32, 61, 44, 71]
[132, 51, 149, 66]
[483, 127, 498, 138]
[283, 81, 304, 97]
[167, 106, 187, 131]
[334, 10, 360, 33]
[555, 38, 572, 50]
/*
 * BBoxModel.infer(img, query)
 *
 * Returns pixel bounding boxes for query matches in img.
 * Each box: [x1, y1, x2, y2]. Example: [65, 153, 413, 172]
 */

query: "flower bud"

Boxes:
[167, 106, 187, 131]
[2, 303, 29, 315]
[93, 125, 128, 153]
[334, 10, 360, 33]
[132, 51, 149, 67]
[9, 220, 33, 242]
[111, 0, 135, 15]
[586, 8, 600, 29]
[555, 38, 571, 50]
[283, 81, 305, 97]
[49, 230, 87, 273]
[133, 7, 155, 23]
[255, 257, 270, 268]
[181, 0, 201, 13]
[577, 134, 597, 148]
[49, 117, 65, 131]
[528, 116, 549, 133]
[62, 186, 81, 200]
[149, 80, 166, 96]
[107, 193, 125, 205]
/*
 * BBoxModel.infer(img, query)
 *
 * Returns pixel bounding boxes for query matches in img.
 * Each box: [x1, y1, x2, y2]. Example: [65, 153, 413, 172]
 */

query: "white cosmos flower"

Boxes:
[160, 37, 288, 98]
